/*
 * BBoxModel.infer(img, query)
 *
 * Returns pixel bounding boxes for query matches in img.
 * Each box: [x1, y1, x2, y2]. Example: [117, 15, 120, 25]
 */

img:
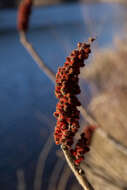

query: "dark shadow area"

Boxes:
[0, 0, 17, 8]
[0, 0, 79, 9]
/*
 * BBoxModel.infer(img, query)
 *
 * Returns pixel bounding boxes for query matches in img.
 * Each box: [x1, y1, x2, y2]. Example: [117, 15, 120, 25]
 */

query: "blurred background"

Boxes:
[0, 0, 127, 190]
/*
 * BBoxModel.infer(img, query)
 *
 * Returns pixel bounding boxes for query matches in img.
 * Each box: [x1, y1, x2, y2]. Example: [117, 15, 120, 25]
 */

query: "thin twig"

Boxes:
[79, 107, 127, 155]
[61, 145, 95, 190]
[34, 134, 54, 190]
[19, 31, 56, 82]
[57, 164, 72, 190]
[17, 169, 26, 190]
[96, 128, 127, 156]
[48, 158, 65, 190]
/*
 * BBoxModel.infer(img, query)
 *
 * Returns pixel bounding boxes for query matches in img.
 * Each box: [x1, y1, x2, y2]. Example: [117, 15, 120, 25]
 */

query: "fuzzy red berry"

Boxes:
[54, 40, 93, 154]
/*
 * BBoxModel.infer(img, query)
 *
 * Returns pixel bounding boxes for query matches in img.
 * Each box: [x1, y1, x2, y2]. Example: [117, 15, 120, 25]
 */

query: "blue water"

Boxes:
[0, 3, 127, 190]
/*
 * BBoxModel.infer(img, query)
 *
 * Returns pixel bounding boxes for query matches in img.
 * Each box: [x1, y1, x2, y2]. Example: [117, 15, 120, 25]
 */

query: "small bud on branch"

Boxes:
[17, 0, 32, 32]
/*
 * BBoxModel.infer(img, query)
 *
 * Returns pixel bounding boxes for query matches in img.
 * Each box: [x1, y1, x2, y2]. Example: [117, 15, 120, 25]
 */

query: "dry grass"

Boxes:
[81, 37, 127, 189]
[82, 37, 127, 92]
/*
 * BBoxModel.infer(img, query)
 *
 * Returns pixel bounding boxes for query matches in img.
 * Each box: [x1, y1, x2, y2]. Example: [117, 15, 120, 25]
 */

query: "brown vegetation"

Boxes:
[81, 37, 127, 190]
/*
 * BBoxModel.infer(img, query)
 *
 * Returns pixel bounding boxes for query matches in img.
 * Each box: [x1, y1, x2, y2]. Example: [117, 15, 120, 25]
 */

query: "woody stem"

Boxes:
[61, 145, 95, 190]
[19, 31, 56, 82]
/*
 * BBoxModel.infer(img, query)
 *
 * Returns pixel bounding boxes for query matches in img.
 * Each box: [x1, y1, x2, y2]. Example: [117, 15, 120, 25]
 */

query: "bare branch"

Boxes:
[19, 31, 56, 82]
[34, 134, 54, 190]
[57, 164, 72, 190]
[17, 169, 26, 190]
[61, 145, 95, 190]
[48, 158, 65, 190]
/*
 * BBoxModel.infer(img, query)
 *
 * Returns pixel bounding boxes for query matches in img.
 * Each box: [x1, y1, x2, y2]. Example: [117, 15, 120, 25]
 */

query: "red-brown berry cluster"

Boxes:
[54, 39, 95, 165]
[70, 132, 89, 165]
[84, 125, 96, 145]
[54, 41, 92, 146]
[71, 125, 96, 165]
[17, 0, 32, 32]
